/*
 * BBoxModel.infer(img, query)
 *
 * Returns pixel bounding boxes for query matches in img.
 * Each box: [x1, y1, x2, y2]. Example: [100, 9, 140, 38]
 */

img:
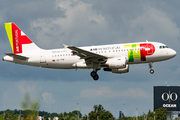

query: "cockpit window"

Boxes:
[159, 46, 168, 49]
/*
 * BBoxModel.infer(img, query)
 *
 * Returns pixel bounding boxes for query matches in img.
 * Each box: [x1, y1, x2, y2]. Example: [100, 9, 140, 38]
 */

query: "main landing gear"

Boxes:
[90, 70, 99, 81]
[149, 62, 154, 74]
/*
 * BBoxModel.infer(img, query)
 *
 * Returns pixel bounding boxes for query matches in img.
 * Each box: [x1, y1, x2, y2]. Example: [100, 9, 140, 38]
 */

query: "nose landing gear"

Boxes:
[90, 70, 99, 80]
[149, 62, 154, 74]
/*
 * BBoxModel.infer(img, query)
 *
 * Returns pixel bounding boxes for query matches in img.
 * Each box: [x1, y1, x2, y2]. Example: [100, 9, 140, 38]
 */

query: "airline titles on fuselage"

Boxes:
[90, 46, 121, 51]
[52, 50, 67, 53]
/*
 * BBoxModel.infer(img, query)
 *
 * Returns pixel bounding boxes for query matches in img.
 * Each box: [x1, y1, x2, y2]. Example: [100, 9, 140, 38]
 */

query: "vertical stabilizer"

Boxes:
[4, 23, 40, 54]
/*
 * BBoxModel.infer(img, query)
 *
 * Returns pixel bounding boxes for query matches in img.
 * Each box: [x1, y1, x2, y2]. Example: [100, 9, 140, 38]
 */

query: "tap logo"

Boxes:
[161, 90, 178, 103]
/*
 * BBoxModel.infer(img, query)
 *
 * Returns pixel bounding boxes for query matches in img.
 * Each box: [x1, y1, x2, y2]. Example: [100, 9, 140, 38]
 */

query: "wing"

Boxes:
[67, 45, 107, 64]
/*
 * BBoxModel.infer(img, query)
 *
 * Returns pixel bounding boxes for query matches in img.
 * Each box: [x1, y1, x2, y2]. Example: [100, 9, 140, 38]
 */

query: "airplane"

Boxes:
[3, 23, 177, 80]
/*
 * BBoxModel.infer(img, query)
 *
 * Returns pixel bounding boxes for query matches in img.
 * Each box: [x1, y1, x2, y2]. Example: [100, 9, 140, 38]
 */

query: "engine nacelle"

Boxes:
[103, 65, 129, 74]
[106, 57, 127, 69]
[111, 64, 129, 74]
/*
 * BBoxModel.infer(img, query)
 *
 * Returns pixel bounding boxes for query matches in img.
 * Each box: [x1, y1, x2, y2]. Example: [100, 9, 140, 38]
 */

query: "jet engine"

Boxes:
[105, 57, 127, 69]
[104, 64, 129, 74]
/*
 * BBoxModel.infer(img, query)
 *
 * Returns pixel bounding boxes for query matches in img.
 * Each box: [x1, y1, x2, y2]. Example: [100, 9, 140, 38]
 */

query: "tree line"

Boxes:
[0, 104, 171, 120]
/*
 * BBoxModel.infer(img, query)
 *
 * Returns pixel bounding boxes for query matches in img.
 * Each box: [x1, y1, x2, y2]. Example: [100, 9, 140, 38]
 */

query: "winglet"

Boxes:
[146, 39, 148, 42]
[63, 44, 68, 48]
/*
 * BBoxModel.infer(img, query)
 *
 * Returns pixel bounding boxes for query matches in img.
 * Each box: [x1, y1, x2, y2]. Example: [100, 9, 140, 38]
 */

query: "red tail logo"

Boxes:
[11, 23, 33, 54]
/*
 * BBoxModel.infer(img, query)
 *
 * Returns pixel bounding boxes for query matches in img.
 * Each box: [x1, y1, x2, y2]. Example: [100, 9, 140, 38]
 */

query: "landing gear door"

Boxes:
[40, 52, 46, 63]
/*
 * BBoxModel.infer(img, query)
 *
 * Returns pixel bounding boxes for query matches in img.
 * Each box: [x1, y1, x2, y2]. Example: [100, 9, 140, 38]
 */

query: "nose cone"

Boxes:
[169, 49, 176, 58]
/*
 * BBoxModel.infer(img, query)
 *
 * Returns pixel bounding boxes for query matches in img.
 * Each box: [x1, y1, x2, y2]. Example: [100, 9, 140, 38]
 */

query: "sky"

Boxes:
[0, 0, 180, 118]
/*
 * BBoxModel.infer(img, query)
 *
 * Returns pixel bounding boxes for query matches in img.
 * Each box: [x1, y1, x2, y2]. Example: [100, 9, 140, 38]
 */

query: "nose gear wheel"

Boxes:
[150, 69, 154, 74]
[149, 62, 154, 74]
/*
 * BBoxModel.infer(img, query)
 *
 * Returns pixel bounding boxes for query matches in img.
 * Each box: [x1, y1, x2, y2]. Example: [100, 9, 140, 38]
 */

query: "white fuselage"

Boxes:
[3, 42, 176, 69]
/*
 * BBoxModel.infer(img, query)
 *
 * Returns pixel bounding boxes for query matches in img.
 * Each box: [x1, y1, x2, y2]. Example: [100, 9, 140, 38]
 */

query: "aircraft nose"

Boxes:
[169, 49, 176, 58]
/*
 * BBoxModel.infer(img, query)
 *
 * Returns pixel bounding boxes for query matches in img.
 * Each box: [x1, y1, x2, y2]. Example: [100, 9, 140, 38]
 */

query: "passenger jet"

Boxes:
[3, 23, 177, 80]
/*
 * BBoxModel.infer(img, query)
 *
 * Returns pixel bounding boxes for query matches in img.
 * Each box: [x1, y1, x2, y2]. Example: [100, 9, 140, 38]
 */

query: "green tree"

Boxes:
[88, 104, 113, 120]
[147, 109, 155, 118]
[0, 114, 5, 120]
[155, 107, 167, 120]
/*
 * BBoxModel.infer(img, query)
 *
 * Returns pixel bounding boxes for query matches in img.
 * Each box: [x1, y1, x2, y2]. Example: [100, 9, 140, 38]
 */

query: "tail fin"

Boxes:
[4, 23, 40, 54]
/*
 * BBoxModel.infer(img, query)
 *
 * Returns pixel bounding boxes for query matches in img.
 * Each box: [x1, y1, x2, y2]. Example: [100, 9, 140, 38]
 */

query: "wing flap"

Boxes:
[5, 53, 29, 60]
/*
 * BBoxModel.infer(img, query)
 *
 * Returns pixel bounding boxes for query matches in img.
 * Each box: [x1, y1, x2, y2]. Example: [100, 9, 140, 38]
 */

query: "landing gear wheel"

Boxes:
[91, 71, 97, 77]
[90, 70, 99, 80]
[93, 75, 99, 81]
[150, 69, 154, 74]
[149, 62, 154, 74]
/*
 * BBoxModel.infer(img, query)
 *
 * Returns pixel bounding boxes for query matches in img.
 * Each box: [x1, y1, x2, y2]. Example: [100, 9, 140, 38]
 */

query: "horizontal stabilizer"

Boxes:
[5, 53, 29, 60]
